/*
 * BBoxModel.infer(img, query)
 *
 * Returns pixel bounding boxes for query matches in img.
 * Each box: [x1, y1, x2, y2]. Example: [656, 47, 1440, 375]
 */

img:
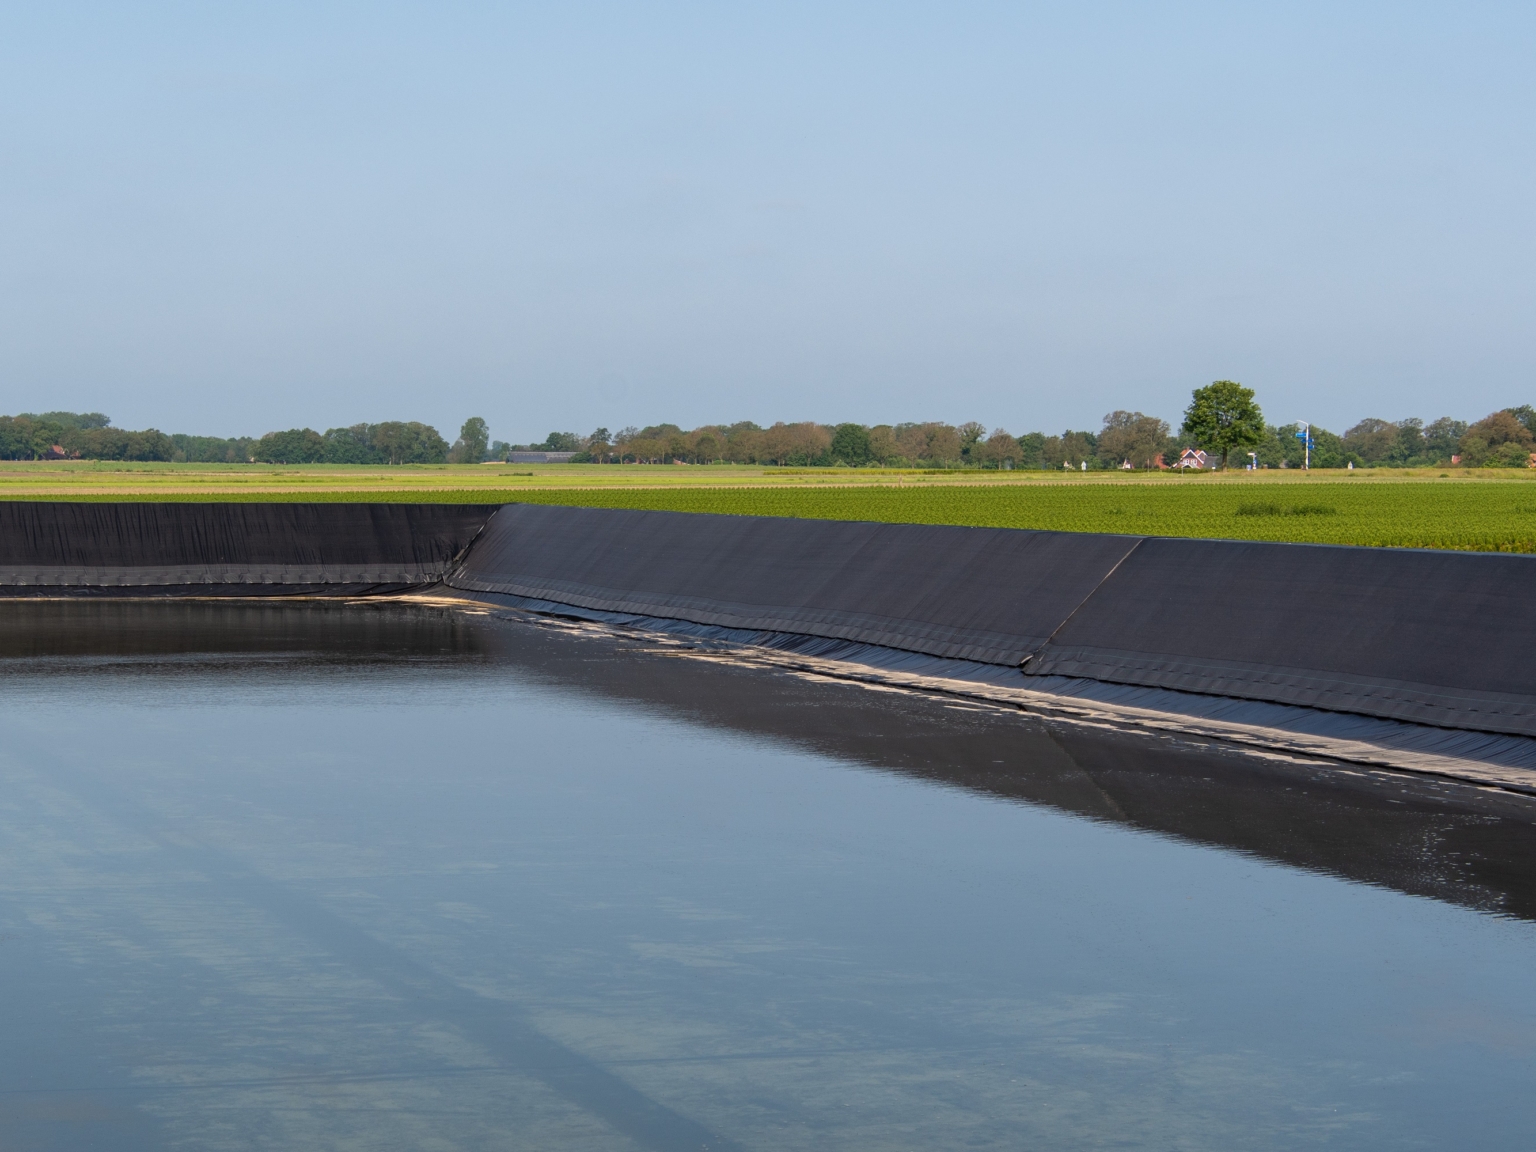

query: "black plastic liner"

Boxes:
[448, 504, 1536, 739]
[447, 502, 1138, 663]
[452, 585, 1536, 775]
[7, 500, 1534, 744]
[0, 502, 498, 596]
[1030, 536, 1536, 736]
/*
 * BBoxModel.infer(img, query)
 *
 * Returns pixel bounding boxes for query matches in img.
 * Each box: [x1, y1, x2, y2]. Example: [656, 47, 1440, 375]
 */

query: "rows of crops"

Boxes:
[506, 482, 1536, 553]
[15, 480, 1536, 551]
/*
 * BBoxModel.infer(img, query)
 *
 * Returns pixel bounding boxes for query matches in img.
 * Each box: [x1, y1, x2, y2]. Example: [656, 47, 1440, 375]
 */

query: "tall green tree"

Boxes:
[1181, 380, 1265, 468]
[957, 421, 987, 464]
[452, 416, 490, 463]
[255, 428, 325, 463]
[322, 424, 378, 464]
[829, 423, 872, 465]
[1016, 431, 1047, 468]
[372, 421, 448, 464]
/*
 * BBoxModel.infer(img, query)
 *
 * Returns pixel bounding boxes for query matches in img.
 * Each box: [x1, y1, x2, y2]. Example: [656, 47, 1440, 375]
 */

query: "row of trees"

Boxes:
[4, 394, 1532, 469]
[1172, 382, 1535, 470]
[1335, 410, 1535, 468]
[251, 422, 452, 464]
[518, 385, 1533, 470]
[0, 412, 465, 464]
[254, 417, 498, 463]
[0, 411, 186, 462]
[533, 421, 1025, 467]
[526, 418, 1177, 469]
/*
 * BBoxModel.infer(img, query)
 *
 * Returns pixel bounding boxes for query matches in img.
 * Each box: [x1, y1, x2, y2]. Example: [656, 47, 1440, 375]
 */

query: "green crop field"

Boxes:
[508, 481, 1536, 553]
[1, 461, 1535, 551]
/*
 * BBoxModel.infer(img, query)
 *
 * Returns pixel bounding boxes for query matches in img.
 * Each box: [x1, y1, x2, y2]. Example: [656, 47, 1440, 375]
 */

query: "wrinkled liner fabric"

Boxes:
[1027, 648, 1536, 736]
[0, 502, 499, 596]
[0, 566, 445, 586]
[1028, 536, 1536, 738]
[454, 587, 1536, 773]
[447, 503, 1139, 665]
[449, 504, 1536, 739]
[7, 500, 1533, 738]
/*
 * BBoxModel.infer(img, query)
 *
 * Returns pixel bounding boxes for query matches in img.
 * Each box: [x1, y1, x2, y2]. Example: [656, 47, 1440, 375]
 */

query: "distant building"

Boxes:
[1174, 448, 1211, 470]
[506, 451, 577, 464]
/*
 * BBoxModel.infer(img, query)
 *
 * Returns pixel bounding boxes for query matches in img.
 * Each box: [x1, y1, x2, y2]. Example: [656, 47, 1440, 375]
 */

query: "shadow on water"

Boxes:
[4, 598, 1536, 927]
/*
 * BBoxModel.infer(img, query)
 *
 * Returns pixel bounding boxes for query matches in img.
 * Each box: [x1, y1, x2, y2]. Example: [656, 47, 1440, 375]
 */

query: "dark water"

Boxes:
[2, 602, 1535, 1150]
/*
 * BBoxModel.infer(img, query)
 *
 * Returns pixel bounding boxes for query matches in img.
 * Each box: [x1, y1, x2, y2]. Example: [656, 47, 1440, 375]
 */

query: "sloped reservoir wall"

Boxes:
[449, 503, 1536, 737]
[0, 502, 498, 596]
[2, 501, 1531, 738]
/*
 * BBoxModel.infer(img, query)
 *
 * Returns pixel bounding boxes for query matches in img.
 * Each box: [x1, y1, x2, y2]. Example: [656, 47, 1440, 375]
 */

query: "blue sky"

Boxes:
[1, 2, 1531, 443]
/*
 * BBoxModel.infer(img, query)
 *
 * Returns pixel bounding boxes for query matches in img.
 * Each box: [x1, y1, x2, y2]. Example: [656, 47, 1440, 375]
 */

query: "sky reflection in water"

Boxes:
[0, 601, 1534, 1150]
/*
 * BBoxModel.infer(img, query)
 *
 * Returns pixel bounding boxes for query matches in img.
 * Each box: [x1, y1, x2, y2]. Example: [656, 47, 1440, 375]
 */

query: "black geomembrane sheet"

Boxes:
[449, 504, 1536, 736]
[447, 502, 1139, 664]
[0, 502, 498, 594]
[3, 500, 1533, 737]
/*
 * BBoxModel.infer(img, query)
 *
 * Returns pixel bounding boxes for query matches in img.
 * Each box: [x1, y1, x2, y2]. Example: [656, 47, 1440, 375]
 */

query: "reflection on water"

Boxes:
[1, 600, 1534, 1150]
[0, 599, 496, 661]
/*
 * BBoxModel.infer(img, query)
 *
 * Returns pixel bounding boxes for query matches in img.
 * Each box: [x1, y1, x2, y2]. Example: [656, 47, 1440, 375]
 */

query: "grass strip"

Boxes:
[3, 482, 1534, 552]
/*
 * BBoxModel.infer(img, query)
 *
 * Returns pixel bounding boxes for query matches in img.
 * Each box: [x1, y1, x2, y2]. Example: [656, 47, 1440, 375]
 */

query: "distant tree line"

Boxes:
[249, 422, 451, 464]
[0, 411, 205, 462]
[4, 392, 1532, 469]
[513, 391, 1536, 470]
[0, 412, 461, 464]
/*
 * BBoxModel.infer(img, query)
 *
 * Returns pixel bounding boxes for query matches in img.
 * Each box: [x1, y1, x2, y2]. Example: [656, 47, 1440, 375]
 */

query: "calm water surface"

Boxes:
[1, 602, 1534, 1150]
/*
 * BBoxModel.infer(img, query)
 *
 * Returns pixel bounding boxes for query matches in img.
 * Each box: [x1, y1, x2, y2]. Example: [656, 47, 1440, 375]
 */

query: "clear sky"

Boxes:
[1, 2, 1532, 443]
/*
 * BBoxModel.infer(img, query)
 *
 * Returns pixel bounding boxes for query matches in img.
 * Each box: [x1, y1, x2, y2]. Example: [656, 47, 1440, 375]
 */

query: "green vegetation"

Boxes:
[472, 393, 1536, 471]
[504, 482, 1536, 553]
[251, 422, 449, 464]
[4, 388, 1533, 472]
[1233, 502, 1337, 517]
[2, 457, 1535, 551]
[0, 411, 211, 462]
[0, 411, 455, 464]
[450, 417, 490, 464]
[1181, 380, 1266, 468]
